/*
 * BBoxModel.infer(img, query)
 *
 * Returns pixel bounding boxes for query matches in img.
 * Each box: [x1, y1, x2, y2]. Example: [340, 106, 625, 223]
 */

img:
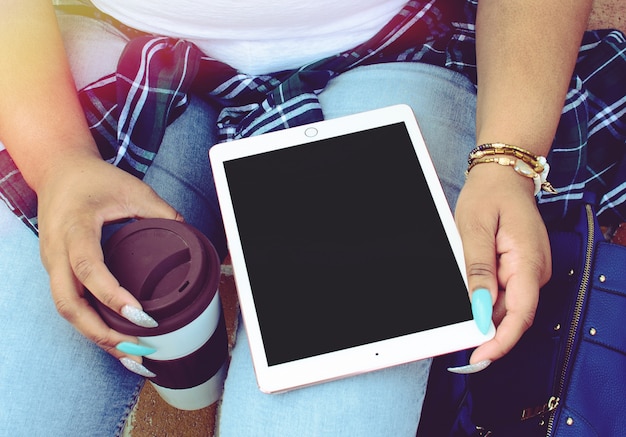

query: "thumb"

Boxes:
[458, 217, 498, 337]
[122, 176, 185, 223]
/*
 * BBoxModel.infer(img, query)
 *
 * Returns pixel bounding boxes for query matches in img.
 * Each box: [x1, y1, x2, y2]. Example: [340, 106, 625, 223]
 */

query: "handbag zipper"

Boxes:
[545, 203, 595, 436]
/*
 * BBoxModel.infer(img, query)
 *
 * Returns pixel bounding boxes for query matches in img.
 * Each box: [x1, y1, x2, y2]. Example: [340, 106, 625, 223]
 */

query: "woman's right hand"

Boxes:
[36, 152, 183, 364]
[2, 1, 179, 376]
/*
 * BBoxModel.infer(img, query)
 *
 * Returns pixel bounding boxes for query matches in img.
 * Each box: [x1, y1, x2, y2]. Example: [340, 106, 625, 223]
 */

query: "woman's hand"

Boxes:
[454, 164, 552, 367]
[36, 152, 182, 363]
[458, 0, 591, 372]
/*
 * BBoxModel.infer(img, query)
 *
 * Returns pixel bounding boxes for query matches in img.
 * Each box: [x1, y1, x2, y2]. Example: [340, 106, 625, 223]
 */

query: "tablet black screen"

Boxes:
[224, 122, 471, 365]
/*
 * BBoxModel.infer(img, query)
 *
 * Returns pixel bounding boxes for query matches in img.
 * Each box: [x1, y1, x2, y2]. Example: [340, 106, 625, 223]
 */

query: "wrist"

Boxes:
[466, 161, 537, 197]
[29, 145, 102, 194]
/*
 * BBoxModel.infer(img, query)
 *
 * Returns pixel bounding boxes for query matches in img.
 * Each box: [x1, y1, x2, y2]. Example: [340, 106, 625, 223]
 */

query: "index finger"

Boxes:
[65, 222, 157, 328]
[48, 256, 139, 357]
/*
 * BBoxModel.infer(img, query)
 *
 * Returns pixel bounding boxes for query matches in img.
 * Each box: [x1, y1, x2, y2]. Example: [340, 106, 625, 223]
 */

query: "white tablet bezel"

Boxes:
[210, 104, 494, 393]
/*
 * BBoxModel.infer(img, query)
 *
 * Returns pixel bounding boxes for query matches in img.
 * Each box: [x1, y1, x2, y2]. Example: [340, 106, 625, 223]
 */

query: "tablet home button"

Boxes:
[304, 127, 318, 137]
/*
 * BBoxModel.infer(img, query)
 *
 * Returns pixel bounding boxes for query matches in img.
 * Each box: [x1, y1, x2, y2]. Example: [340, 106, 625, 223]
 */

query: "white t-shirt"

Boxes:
[90, 0, 408, 74]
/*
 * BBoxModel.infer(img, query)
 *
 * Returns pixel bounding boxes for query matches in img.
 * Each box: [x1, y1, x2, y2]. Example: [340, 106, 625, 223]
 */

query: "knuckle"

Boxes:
[527, 256, 552, 287]
[53, 296, 78, 323]
[98, 289, 117, 309]
[71, 255, 95, 284]
[539, 260, 553, 285]
[90, 332, 116, 353]
[467, 262, 495, 279]
[520, 319, 533, 333]
[520, 308, 537, 332]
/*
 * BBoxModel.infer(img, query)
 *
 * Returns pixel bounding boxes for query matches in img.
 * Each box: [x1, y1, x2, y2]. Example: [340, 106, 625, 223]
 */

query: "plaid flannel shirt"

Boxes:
[1, 0, 625, 235]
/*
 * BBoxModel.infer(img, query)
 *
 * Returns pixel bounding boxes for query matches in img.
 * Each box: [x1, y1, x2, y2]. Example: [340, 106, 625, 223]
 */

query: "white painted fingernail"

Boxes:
[121, 305, 158, 328]
[120, 357, 156, 378]
[447, 360, 492, 374]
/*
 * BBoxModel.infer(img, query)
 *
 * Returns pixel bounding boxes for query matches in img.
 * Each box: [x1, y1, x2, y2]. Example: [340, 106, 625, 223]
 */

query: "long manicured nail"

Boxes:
[120, 357, 156, 378]
[121, 305, 158, 328]
[116, 341, 157, 356]
[471, 288, 493, 335]
[447, 360, 492, 374]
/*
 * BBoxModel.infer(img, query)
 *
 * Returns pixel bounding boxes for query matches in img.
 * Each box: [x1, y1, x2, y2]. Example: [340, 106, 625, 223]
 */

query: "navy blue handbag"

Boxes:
[418, 196, 626, 436]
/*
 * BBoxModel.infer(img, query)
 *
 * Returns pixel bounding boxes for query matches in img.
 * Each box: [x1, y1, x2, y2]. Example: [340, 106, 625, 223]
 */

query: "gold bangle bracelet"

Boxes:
[467, 156, 537, 179]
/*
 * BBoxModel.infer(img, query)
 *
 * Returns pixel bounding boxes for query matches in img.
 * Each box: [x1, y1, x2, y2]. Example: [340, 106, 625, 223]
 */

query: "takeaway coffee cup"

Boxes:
[93, 218, 228, 410]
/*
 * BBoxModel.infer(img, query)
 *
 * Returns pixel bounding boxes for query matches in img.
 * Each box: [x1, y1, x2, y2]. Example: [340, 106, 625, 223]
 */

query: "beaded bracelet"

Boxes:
[468, 143, 545, 173]
[466, 143, 557, 195]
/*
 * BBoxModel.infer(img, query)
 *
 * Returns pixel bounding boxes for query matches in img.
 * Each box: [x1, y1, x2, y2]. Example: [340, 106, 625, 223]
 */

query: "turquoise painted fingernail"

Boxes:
[116, 341, 157, 356]
[471, 288, 493, 335]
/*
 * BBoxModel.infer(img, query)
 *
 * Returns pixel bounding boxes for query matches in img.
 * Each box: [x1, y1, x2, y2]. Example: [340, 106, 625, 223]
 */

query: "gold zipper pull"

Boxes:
[521, 396, 560, 421]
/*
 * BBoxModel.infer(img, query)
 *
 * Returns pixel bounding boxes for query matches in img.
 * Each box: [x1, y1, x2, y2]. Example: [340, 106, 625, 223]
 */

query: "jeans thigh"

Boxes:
[319, 62, 477, 211]
[141, 95, 228, 260]
[0, 203, 143, 437]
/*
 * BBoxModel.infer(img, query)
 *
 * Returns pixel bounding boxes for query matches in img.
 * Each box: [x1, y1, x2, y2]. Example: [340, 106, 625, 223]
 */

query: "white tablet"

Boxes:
[210, 104, 494, 393]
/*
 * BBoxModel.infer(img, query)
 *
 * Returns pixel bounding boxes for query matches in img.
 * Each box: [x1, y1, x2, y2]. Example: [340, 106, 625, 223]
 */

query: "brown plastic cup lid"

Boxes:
[93, 218, 220, 336]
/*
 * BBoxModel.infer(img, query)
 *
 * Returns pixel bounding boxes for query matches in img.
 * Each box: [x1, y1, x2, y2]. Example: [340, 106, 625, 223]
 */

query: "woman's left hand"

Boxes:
[454, 163, 552, 366]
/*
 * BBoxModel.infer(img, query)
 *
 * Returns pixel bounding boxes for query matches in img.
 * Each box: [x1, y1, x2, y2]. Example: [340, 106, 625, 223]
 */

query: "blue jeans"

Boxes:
[0, 12, 476, 437]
